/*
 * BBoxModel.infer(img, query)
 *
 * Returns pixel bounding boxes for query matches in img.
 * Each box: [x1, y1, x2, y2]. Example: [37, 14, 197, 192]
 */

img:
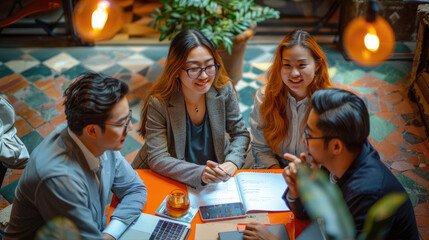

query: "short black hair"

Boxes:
[63, 72, 129, 135]
[311, 88, 369, 153]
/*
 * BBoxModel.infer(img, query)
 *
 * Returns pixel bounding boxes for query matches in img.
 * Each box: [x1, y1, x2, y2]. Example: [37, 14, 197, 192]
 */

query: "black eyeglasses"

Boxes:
[182, 64, 220, 79]
[105, 110, 132, 134]
[304, 127, 339, 146]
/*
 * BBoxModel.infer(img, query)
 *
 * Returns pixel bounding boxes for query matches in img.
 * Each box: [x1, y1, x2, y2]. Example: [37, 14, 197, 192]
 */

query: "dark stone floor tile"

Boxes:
[140, 47, 169, 61]
[0, 48, 24, 62]
[0, 65, 14, 79]
[369, 114, 398, 143]
[251, 67, 265, 75]
[243, 62, 251, 73]
[61, 64, 91, 80]
[23, 85, 51, 109]
[244, 47, 265, 61]
[137, 66, 150, 77]
[238, 86, 257, 107]
[394, 42, 412, 54]
[403, 132, 425, 145]
[412, 168, 429, 184]
[66, 47, 99, 61]
[102, 64, 124, 77]
[21, 131, 44, 155]
[28, 49, 62, 62]
[120, 135, 142, 157]
[21, 64, 54, 81]
[242, 77, 254, 83]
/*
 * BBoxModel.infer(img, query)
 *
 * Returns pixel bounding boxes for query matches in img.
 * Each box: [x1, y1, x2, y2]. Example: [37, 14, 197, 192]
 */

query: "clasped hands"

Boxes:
[201, 160, 237, 184]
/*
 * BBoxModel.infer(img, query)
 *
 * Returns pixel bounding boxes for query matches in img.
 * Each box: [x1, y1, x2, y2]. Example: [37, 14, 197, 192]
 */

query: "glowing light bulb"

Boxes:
[73, 0, 123, 42]
[343, 16, 395, 67]
[364, 33, 379, 51]
[91, 7, 108, 30]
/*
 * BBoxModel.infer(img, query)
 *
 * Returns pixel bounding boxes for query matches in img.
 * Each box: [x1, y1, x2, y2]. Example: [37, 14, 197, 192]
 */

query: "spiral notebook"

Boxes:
[188, 172, 289, 212]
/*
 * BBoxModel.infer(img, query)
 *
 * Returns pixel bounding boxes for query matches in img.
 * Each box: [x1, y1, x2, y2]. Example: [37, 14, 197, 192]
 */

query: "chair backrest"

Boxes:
[0, 164, 7, 188]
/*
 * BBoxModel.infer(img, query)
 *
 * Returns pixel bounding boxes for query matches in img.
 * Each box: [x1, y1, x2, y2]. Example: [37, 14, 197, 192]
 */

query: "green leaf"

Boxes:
[148, 0, 279, 48]
[297, 164, 355, 239]
[149, 13, 158, 19]
[35, 217, 81, 240]
[170, 12, 182, 19]
[164, 4, 172, 11]
[158, 26, 169, 31]
[159, 31, 169, 41]
[359, 193, 408, 240]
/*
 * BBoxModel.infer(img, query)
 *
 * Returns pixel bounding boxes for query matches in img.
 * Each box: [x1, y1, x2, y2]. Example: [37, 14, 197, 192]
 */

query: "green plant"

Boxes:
[148, 0, 280, 54]
[297, 163, 407, 240]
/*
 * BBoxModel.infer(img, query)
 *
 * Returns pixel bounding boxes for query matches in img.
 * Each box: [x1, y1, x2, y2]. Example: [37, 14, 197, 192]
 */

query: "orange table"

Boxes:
[107, 169, 310, 240]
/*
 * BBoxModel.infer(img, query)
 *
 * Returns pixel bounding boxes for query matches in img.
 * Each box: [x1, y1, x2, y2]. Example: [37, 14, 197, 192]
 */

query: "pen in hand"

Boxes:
[217, 164, 231, 181]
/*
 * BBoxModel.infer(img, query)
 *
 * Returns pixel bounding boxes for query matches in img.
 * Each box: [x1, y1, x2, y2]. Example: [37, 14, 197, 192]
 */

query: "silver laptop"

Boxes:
[118, 213, 191, 240]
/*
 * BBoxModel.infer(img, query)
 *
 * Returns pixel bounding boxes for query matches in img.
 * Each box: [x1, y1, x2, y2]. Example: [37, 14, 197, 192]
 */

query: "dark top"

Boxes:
[184, 109, 217, 165]
[284, 141, 419, 240]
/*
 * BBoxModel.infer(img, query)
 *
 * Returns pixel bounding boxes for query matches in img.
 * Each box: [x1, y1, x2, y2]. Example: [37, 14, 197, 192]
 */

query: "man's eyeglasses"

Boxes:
[182, 64, 220, 79]
[105, 110, 132, 134]
[304, 127, 339, 146]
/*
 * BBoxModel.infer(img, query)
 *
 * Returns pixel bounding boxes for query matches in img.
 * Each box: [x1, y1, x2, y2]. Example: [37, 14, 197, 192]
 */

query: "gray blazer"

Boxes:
[7, 126, 147, 240]
[132, 82, 250, 188]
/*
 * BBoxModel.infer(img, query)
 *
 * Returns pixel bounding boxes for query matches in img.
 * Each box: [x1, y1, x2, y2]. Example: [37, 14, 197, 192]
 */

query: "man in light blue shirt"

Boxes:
[6, 73, 147, 240]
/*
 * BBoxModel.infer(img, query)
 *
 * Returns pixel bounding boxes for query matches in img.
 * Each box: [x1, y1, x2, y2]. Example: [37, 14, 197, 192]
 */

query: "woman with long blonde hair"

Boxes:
[132, 29, 250, 188]
[250, 30, 331, 169]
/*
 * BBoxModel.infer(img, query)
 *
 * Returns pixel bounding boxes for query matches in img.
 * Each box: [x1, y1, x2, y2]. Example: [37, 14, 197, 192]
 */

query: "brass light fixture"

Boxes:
[72, 0, 123, 42]
[343, 0, 395, 67]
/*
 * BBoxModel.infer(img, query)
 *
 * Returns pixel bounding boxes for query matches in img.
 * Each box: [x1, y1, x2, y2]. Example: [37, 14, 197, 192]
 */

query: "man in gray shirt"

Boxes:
[6, 73, 147, 240]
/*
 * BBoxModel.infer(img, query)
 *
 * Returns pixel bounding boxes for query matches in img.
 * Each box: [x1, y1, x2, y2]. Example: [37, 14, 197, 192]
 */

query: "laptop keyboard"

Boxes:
[150, 219, 188, 240]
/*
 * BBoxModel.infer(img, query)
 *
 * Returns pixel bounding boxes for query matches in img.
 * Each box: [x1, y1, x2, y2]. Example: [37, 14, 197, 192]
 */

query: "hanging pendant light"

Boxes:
[343, 0, 395, 67]
[73, 0, 123, 42]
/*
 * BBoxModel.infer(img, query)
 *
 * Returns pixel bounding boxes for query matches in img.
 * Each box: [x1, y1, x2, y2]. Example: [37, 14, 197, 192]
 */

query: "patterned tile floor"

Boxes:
[0, 43, 428, 239]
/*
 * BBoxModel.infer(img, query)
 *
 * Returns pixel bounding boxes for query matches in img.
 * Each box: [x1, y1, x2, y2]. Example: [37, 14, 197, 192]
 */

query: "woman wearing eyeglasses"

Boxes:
[249, 30, 332, 169]
[131, 29, 250, 188]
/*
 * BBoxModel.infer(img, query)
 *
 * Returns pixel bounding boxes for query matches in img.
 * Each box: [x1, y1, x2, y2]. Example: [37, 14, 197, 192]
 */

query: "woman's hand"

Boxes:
[218, 161, 238, 181]
[201, 160, 238, 183]
[201, 160, 228, 184]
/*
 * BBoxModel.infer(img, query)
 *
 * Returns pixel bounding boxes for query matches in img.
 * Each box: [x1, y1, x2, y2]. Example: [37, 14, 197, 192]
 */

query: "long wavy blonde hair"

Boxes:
[260, 30, 332, 153]
[139, 29, 230, 137]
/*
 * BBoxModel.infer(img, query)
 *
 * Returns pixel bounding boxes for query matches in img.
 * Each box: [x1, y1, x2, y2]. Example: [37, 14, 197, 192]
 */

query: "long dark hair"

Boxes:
[138, 29, 230, 137]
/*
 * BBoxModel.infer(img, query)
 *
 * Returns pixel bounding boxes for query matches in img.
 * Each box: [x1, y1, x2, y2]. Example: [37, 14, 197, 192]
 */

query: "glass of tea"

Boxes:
[166, 189, 190, 218]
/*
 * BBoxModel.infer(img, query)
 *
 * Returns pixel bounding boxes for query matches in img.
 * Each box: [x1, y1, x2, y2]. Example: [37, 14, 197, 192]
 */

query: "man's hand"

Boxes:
[102, 233, 115, 240]
[202, 160, 231, 184]
[243, 222, 279, 240]
[282, 153, 307, 199]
